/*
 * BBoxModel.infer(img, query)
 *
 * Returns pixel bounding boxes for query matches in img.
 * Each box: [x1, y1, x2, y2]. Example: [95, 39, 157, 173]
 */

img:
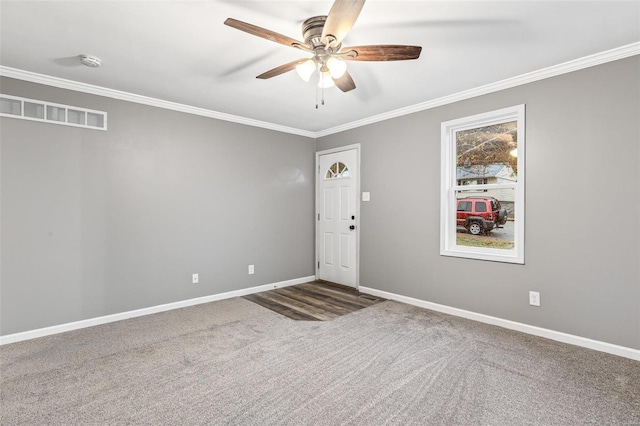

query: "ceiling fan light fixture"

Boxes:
[326, 57, 347, 79]
[318, 70, 335, 88]
[224, 0, 422, 99]
[295, 59, 316, 82]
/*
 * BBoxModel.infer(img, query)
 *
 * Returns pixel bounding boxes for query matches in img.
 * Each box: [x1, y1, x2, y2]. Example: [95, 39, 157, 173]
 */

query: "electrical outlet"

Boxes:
[192, 273, 199, 284]
[248, 265, 254, 275]
[529, 291, 540, 306]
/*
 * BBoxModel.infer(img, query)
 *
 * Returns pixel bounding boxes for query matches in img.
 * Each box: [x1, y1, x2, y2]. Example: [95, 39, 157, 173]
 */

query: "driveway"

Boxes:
[489, 220, 514, 242]
[457, 220, 514, 242]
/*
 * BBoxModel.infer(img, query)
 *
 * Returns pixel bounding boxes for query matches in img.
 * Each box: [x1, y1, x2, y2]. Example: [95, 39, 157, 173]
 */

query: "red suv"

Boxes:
[456, 197, 507, 235]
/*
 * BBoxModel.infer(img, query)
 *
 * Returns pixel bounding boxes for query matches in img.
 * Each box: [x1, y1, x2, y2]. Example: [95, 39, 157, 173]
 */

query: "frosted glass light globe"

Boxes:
[326, 57, 347, 79]
[295, 59, 316, 82]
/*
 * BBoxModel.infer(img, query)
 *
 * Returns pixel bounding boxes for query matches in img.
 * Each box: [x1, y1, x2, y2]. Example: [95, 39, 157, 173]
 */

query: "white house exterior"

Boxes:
[456, 164, 516, 203]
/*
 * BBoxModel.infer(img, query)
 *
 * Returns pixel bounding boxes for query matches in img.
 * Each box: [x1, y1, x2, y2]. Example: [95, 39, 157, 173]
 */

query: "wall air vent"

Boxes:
[0, 94, 107, 131]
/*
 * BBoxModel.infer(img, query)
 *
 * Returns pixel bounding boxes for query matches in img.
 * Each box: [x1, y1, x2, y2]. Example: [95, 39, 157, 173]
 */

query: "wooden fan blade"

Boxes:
[224, 18, 312, 51]
[256, 59, 306, 79]
[333, 71, 356, 92]
[341, 45, 422, 61]
[321, 0, 366, 46]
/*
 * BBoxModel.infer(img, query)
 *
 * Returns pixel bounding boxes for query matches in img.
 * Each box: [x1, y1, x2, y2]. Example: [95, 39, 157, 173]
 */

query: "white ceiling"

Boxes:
[1, 1, 639, 134]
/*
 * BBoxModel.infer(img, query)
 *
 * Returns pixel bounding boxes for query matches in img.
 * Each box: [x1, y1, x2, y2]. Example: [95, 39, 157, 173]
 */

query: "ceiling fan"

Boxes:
[224, 0, 422, 94]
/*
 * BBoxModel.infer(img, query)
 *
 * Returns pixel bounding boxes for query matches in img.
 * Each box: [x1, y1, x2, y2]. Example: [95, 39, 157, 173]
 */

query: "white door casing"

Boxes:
[316, 146, 359, 288]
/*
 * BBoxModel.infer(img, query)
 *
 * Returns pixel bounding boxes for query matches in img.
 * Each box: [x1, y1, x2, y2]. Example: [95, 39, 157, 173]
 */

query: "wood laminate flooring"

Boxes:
[242, 281, 385, 321]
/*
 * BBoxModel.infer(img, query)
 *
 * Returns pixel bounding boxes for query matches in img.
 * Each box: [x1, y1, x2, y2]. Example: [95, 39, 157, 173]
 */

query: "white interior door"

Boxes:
[317, 148, 358, 288]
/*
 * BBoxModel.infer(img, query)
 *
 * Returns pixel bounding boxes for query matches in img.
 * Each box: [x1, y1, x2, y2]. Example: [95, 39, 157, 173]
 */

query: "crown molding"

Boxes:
[2, 42, 638, 139]
[314, 42, 640, 138]
[0, 66, 316, 139]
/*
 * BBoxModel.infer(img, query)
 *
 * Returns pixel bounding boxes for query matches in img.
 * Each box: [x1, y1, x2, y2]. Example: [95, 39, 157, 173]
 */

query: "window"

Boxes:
[24, 102, 45, 119]
[47, 105, 66, 122]
[440, 105, 525, 264]
[0, 94, 107, 130]
[0, 97, 21, 115]
[325, 162, 350, 179]
[458, 201, 472, 212]
[68, 109, 86, 125]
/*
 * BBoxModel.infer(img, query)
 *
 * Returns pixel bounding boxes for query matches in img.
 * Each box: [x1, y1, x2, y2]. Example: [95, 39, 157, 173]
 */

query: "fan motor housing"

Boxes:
[302, 16, 327, 47]
[302, 15, 342, 53]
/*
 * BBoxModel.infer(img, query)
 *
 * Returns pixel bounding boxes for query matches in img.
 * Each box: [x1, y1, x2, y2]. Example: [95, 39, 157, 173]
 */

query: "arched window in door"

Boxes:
[325, 161, 350, 179]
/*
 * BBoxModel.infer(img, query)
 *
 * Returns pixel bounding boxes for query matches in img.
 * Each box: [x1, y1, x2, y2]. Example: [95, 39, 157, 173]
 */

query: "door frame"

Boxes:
[315, 143, 361, 289]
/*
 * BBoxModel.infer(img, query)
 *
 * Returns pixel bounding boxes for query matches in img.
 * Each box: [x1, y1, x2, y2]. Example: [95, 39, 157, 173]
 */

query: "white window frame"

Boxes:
[440, 104, 525, 264]
[0, 94, 107, 131]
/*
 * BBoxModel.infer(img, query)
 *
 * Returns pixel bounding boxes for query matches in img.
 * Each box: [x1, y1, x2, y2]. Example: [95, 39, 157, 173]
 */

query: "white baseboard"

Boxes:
[360, 286, 640, 361]
[0, 276, 315, 345]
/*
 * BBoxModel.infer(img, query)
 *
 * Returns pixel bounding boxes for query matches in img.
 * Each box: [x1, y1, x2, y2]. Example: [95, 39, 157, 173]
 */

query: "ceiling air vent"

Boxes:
[0, 94, 107, 130]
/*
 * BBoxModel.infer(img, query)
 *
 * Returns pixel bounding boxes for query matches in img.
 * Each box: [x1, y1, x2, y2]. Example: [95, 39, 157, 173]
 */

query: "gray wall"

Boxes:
[317, 57, 640, 350]
[2, 57, 639, 350]
[1, 77, 315, 335]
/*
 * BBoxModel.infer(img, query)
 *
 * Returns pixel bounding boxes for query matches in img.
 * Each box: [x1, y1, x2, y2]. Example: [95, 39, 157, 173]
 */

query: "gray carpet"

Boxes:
[1, 297, 639, 425]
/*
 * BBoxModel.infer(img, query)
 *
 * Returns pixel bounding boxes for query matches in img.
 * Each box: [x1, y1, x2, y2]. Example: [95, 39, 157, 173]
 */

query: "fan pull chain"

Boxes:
[315, 85, 326, 109]
[316, 62, 322, 109]
[315, 70, 326, 109]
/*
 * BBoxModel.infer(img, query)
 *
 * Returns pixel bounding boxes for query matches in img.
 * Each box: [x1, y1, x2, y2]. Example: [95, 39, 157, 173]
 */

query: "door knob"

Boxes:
[349, 225, 355, 230]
